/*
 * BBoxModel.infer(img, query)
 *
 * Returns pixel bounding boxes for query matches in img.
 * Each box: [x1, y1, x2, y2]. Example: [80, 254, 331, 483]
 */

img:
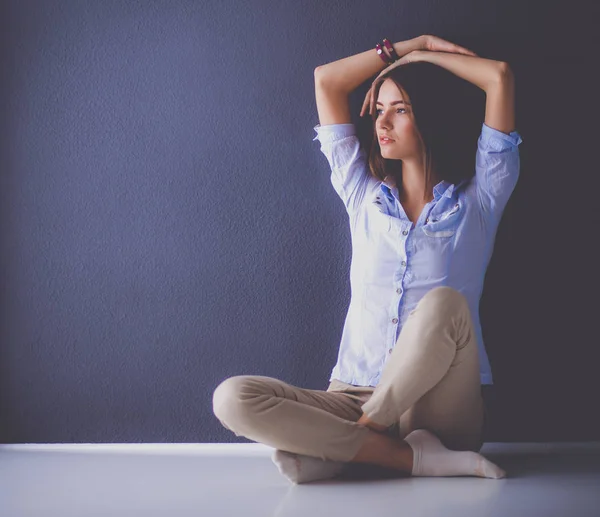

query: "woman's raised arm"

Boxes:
[314, 37, 423, 95]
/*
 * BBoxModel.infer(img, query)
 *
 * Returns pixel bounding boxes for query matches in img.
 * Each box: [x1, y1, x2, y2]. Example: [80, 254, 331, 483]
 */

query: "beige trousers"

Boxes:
[212, 286, 487, 462]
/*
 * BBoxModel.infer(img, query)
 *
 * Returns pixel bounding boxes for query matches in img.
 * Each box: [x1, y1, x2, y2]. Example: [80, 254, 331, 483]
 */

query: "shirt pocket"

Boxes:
[422, 202, 463, 238]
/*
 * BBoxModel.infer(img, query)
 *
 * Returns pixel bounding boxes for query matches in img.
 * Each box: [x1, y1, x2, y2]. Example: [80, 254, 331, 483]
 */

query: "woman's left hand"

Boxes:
[360, 51, 424, 117]
[360, 34, 479, 117]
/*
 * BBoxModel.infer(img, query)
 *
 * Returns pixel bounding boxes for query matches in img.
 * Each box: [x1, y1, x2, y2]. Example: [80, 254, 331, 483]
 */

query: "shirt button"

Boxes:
[396, 288, 402, 294]
[402, 230, 408, 235]
[401, 261, 406, 266]
[392, 318, 398, 324]
[388, 349, 393, 354]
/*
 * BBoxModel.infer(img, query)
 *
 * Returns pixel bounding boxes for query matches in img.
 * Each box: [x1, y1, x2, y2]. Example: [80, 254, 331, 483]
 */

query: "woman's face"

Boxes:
[375, 79, 423, 160]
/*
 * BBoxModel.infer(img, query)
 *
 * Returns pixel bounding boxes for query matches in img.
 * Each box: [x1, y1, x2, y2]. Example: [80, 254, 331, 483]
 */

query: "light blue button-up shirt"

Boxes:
[313, 122, 523, 386]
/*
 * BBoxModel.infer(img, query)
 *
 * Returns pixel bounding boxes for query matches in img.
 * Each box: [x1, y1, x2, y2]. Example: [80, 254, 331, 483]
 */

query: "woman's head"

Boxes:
[364, 62, 477, 201]
[374, 78, 424, 162]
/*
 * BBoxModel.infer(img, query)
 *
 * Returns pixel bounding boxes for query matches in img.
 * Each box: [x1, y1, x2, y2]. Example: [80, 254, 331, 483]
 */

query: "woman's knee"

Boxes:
[212, 375, 258, 424]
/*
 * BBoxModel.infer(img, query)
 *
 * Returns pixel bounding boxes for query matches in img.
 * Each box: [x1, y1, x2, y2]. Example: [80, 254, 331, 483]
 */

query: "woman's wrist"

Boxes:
[392, 36, 424, 59]
[315, 36, 425, 96]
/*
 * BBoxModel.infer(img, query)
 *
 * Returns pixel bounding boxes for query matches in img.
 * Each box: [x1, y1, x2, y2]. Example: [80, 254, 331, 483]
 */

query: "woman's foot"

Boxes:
[404, 429, 506, 478]
[271, 449, 347, 484]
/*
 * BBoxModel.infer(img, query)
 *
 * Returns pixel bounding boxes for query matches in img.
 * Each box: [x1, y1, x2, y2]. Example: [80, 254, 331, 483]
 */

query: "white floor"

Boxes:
[2, 441, 600, 517]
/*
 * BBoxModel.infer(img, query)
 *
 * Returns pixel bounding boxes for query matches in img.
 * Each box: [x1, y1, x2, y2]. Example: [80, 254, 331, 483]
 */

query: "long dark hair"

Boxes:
[360, 61, 481, 202]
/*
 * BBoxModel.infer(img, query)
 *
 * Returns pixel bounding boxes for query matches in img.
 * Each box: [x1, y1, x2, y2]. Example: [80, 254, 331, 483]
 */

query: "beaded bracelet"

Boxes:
[382, 38, 400, 62]
[376, 38, 400, 65]
[375, 42, 391, 64]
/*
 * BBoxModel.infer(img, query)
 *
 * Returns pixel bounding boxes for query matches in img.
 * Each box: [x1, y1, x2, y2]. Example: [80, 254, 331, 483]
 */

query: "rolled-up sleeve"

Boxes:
[474, 122, 523, 224]
[313, 123, 378, 215]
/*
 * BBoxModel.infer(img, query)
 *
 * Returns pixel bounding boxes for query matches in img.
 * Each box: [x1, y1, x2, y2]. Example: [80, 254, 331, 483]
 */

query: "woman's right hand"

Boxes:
[360, 36, 479, 117]
[418, 34, 478, 57]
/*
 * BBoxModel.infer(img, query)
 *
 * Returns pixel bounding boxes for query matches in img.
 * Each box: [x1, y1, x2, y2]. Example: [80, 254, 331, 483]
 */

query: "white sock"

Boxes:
[271, 449, 347, 484]
[404, 429, 506, 478]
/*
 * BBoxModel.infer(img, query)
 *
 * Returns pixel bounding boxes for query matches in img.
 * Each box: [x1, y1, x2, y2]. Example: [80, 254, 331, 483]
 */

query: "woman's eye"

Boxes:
[375, 108, 406, 115]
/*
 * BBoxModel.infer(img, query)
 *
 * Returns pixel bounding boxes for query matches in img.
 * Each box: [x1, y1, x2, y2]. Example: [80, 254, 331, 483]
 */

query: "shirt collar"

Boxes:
[380, 176, 469, 201]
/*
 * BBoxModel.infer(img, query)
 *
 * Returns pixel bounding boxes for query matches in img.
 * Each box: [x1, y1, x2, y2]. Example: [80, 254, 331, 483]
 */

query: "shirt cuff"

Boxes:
[481, 122, 523, 151]
[312, 123, 356, 143]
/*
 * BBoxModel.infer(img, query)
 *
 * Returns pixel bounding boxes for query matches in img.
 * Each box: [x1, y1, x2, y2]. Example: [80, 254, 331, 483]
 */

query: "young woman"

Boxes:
[213, 34, 522, 484]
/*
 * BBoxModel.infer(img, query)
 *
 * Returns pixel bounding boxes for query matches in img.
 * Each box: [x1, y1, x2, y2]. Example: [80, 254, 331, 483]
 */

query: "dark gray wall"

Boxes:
[1, 0, 597, 444]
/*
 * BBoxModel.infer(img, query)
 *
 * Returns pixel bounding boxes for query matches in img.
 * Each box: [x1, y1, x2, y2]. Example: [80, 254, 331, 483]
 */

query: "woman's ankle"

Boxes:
[350, 430, 414, 473]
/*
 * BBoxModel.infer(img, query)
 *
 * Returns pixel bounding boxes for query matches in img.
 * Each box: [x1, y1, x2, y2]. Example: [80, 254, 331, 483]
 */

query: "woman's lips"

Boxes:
[380, 138, 395, 145]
